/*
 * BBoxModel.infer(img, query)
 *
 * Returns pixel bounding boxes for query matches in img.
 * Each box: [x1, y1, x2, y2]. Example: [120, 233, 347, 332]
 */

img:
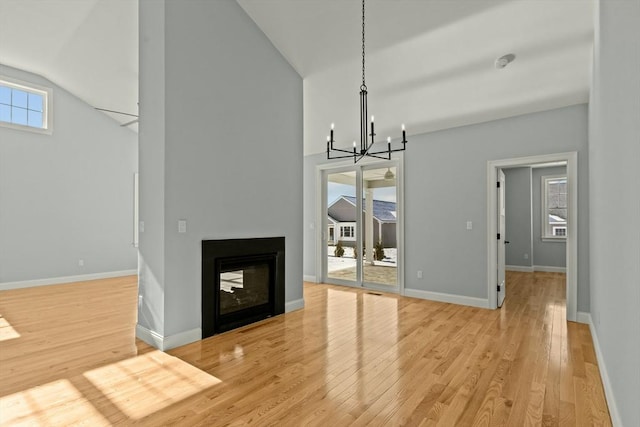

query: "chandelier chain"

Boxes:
[361, 0, 366, 89]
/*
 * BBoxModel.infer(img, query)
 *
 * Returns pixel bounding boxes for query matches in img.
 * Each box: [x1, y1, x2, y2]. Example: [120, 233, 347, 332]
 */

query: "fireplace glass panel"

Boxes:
[219, 263, 270, 315]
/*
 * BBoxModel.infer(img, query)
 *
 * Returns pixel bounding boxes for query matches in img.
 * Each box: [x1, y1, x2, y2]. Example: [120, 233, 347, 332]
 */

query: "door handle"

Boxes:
[505, 241, 510, 244]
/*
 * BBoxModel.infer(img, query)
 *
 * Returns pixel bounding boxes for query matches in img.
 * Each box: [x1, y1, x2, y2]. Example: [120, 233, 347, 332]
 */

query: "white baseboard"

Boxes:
[580, 313, 623, 427]
[506, 265, 534, 272]
[576, 311, 590, 324]
[136, 324, 201, 351]
[533, 265, 566, 273]
[285, 298, 304, 312]
[404, 288, 490, 309]
[303, 275, 317, 283]
[0, 269, 138, 291]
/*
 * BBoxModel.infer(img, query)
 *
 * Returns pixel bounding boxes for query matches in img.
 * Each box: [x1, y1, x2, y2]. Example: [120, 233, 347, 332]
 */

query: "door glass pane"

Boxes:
[362, 167, 397, 286]
[327, 171, 357, 282]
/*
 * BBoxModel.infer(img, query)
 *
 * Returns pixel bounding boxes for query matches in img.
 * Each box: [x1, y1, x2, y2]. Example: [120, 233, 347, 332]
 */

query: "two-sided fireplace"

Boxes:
[202, 237, 285, 338]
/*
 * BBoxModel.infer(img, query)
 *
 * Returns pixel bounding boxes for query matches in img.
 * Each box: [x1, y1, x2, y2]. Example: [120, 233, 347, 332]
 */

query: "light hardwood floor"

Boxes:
[0, 272, 611, 426]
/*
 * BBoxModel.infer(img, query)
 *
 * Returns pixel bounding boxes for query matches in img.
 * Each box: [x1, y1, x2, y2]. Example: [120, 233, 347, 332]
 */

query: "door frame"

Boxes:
[315, 155, 405, 294]
[486, 151, 578, 321]
[497, 169, 506, 308]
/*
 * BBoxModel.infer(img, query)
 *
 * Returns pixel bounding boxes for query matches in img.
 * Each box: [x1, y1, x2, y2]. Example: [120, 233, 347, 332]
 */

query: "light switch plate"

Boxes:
[466, 221, 473, 230]
[178, 220, 187, 233]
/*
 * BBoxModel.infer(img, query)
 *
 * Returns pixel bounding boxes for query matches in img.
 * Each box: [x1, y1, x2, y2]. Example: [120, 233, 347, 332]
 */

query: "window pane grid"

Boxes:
[543, 176, 567, 238]
[0, 82, 47, 129]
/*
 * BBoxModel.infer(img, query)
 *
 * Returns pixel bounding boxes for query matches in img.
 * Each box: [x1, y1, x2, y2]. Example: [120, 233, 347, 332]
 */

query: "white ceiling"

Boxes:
[238, 0, 595, 155]
[0, 0, 138, 130]
[0, 0, 594, 147]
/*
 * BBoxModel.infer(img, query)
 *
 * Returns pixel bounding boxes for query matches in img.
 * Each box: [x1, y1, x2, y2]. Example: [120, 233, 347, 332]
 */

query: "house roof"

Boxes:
[336, 196, 397, 223]
[549, 214, 567, 224]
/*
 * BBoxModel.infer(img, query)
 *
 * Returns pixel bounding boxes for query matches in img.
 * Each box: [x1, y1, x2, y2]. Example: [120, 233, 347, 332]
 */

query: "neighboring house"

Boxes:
[549, 214, 567, 236]
[327, 196, 396, 248]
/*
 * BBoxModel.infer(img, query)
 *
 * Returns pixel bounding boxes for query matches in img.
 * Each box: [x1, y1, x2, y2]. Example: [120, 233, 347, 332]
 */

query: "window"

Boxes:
[542, 175, 567, 239]
[0, 77, 52, 133]
[552, 226, 567, 237]
[339, 224, 356, 241]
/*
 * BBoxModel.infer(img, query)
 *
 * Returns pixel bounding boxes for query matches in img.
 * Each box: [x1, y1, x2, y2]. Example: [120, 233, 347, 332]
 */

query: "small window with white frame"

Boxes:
[339, 224, 356, 241]
[542, 175, 567, 239]
[0, 77, 52, 133]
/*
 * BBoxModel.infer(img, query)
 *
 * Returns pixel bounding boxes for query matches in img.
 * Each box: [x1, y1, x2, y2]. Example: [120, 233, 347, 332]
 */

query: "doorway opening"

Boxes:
[317, 159, 403, 293]
[487, 152, 578, 321]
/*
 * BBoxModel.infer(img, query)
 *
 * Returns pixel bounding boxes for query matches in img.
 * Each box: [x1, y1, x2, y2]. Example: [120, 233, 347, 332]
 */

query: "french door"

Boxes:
[321, 160, 402, 292]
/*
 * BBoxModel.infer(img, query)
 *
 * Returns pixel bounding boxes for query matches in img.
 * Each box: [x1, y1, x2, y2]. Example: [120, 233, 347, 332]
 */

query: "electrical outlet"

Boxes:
[139, 221, 145, 233]
[138, 295, 143, 307]
[524, 253, 529, 260]
[178, 219, 187, 233]
[466, 221, 473, 230]
[417, 270, 423, 279]
[78, 259, 84, 267]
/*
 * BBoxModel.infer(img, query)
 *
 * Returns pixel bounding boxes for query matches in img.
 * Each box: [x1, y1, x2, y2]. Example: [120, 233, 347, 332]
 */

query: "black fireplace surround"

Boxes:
[202, 237, 285, 337]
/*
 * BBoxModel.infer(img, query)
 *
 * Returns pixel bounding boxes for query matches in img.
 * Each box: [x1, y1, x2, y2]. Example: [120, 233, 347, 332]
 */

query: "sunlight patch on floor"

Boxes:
[82, 350, 222, 420]
[0, 378, 110, 426]
[0, 315, 20, 342]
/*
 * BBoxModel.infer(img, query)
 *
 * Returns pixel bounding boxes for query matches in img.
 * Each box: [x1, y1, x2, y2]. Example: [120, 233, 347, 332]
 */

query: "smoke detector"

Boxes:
[495, 53, 516, 69]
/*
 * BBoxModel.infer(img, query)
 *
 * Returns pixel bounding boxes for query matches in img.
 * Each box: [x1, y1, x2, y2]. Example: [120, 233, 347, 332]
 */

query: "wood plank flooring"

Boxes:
[0, 272, 611, 425]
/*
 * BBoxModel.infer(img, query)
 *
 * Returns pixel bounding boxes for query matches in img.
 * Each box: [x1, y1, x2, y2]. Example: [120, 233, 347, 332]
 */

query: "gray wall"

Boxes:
[304, 104, 590, 311]
[138, 0, 167, 334]
[532, 166, 566, 268]
[138, 0, 303, 338]
[0, 64, 138, 284]
[588, 1, 640, 425]
[504, 167, 532, 267]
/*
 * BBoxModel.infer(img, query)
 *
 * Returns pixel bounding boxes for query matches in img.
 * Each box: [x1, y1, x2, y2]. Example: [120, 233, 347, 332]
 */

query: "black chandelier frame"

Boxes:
[326, 0, 408, 163]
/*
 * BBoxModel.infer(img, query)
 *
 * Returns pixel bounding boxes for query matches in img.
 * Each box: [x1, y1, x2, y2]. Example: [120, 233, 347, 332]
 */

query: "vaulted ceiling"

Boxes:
[0, 0, 595, 148]
[236, 0, 595, 154]
[0, 0, 138, 129]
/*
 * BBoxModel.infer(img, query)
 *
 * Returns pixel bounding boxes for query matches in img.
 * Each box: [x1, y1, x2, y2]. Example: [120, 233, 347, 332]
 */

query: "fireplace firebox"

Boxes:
[202, 237, 285, 337]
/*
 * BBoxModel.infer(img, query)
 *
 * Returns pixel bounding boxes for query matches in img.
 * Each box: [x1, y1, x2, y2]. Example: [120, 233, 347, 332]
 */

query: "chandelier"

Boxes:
[326, 0, 408, 163]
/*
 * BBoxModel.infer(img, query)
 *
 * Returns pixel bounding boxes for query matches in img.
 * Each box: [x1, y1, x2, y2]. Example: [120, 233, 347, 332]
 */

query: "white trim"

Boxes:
[541, 237, 567, 243]
[303, 275, 317, 283]
[404, 288, 490, 309]
[576, 311, 590, 324]
[487, 152, 577, 322]
[285, 298, 305, 312]
[581, 313, 623, 427]
[0, 75, 53, 134]
[541, 174, 567, 239]
[0, 269, 137, 291]
[506, 265, 534, 272]
[135, 324, 201, 351]
[163, 328, 201, 350]
[136, 324, 164, 349]
[316, 155, 405, 294]
[533, 265, 566, 273]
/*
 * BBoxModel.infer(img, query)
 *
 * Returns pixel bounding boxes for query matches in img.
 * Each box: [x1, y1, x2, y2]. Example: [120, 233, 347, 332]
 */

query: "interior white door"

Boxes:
[497, 169, 506, 307]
